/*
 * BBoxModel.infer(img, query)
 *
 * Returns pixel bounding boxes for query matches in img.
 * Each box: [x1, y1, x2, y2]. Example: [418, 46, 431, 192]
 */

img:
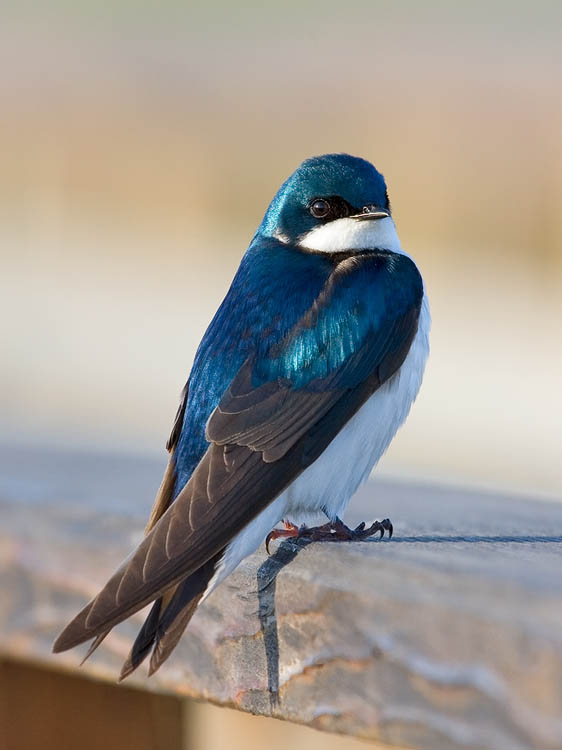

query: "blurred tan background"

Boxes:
[1, 2, 561, 749]
[2, 1, 562, 500]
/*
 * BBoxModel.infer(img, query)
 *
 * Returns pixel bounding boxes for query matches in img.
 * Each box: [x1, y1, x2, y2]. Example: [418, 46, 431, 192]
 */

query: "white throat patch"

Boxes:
[299, 216, 402, 255]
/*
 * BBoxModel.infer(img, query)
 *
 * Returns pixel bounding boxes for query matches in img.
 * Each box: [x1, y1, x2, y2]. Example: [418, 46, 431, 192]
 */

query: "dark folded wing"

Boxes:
[53, 250, 423, 651]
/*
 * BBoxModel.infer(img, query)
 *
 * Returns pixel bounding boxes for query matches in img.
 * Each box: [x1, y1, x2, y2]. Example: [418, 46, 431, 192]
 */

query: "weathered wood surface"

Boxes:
[1, 444, 562, 750]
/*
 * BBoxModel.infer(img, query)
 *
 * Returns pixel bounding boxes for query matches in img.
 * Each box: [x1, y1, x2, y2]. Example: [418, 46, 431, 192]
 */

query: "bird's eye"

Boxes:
[363, 204, 377, 214]
[309, 199, 331, 219]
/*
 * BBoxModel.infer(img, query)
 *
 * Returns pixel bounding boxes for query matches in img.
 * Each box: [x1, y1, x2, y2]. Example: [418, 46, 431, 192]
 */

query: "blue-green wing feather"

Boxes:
[255, 253, 412, 388]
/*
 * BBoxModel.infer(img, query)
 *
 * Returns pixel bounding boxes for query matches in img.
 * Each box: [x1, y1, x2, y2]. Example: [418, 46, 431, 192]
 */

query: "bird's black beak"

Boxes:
[350, 207, 390, 221]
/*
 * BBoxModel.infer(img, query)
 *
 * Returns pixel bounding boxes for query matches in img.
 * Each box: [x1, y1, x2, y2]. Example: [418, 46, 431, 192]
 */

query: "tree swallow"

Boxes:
[53, 153, 430, 678]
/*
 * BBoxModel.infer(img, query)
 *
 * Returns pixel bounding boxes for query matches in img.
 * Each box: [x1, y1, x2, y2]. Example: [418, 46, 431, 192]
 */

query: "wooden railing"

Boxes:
[1, 444, 562, 750]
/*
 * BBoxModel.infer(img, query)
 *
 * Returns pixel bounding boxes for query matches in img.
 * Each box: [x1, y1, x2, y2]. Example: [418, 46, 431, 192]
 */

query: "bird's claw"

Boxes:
[265, 520, 300, 554]
[352, 517, 393, 540]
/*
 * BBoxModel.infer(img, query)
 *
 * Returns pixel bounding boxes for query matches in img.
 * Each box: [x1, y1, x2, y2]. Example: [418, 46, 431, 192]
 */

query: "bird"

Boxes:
[53, 153, 430, 679]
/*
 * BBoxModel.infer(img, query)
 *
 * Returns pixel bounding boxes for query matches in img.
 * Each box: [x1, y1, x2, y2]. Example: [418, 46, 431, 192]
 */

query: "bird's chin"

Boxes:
[298, 216, 402, 255]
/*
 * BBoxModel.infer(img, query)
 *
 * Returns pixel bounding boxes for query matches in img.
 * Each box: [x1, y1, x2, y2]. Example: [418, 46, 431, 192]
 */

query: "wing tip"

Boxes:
[52, 627, 82, 654]
[52, 627, 90, 654]
[52, 600, 97, 653]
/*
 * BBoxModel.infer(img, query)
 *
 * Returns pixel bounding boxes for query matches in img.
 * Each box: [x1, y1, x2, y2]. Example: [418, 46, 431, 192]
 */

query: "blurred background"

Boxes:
[2, 1, 562, 500]
[1, 1, 562, 748]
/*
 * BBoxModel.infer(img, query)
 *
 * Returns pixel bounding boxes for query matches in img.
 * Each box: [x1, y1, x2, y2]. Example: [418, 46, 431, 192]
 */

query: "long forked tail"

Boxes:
[54, 549, 222, 680]
[118, 553, 221, 680]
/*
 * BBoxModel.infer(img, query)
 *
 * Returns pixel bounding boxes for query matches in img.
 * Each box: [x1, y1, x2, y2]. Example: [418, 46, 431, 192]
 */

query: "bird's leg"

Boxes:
[266, 516, 393, 554]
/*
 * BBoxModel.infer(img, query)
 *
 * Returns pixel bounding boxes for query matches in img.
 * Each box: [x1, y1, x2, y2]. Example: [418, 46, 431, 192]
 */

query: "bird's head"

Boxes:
[258, 153, 399, 253]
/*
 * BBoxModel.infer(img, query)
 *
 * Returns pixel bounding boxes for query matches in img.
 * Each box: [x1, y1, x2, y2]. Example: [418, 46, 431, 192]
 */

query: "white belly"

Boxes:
[204, 293, 431, 598]
[284, 292, 431, 521]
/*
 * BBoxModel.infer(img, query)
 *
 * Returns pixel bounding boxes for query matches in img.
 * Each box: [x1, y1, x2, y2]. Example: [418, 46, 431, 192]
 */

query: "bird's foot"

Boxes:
[300, 517, 393, 542]
[266, 517, 393, 554]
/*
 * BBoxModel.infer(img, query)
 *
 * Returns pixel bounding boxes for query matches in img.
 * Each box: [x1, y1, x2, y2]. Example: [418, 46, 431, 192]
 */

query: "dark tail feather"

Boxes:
[119, 552, 222, 680]
[148, 594, 203, 676]
[118, 598, 164, 681]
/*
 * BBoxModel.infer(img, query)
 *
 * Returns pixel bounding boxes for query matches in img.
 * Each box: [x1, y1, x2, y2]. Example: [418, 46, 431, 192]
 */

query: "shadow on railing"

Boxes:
[254, 530, 562, 707]
[387, 535, 562, 544]
[256, 538, 311, 708]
